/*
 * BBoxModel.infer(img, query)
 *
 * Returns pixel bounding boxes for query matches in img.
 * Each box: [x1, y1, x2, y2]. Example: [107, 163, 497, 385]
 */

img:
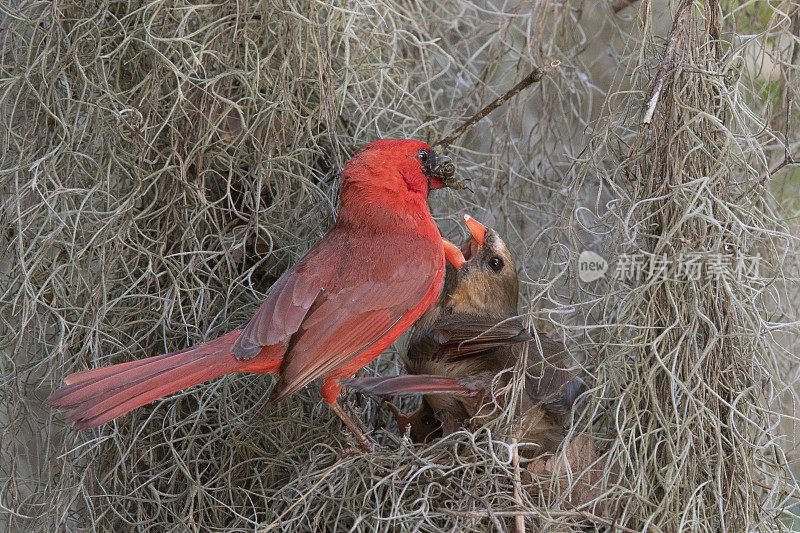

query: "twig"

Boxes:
[769, 158, 797, 177]
[611, 0, 639, 13]
[734, 157, 798, 202]
[259, 457, 358, 531]
[752, 480, 800, 500]
[791, 6, 800, 67]
[478, 495, 506, 533]
[437, 508, 641, 533]
[735, 8, 799, 201]
[441, 484, 507, 533]
[435, 61, 561, 149]
[642, 0, 694, 124]
[777, 7, 800, 169]
[511, 438, 526, 533]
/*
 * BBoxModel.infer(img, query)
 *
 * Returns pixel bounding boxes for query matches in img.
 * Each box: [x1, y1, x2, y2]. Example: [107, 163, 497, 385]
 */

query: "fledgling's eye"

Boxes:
[489, 256, 504, 272]
[417, 149, 429, 164]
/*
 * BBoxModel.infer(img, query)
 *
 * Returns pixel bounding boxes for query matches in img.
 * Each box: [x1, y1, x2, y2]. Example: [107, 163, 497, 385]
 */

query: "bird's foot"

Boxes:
[336, 439, 389, 459]
[329, 399, 388, 453]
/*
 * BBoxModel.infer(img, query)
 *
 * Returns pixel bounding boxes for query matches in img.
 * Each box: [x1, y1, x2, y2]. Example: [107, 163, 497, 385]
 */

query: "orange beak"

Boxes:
[463, 214, 486, 246]
[442, 238, 465, 269]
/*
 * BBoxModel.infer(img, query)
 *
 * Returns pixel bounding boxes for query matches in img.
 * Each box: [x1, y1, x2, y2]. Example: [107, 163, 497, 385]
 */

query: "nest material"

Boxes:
[2, 1, 799, 531]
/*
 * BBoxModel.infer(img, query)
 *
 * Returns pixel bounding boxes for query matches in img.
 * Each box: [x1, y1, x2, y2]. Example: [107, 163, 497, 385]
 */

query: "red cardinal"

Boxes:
[49, 139, 465, 449]
[343, 216, 581, 451]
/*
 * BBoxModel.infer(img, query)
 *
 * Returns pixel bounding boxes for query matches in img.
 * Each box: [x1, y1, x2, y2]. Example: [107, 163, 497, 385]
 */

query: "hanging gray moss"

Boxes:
[2, 1, 798, 531]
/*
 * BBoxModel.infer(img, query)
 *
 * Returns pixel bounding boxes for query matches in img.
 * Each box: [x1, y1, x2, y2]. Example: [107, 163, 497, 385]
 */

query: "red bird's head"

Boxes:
[340, 140, 458, 208]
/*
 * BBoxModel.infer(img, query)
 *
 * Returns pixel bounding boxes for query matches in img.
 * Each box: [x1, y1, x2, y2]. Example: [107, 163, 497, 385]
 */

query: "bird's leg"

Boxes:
[329, 400, 383, 452]
[324, 379, 386, 452]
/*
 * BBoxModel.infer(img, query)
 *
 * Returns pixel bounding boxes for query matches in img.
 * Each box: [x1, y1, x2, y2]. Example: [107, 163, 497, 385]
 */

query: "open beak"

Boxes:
[443, 215, 487, 269]
[463, 215, 486, 246]
[458, 214, 487, 262]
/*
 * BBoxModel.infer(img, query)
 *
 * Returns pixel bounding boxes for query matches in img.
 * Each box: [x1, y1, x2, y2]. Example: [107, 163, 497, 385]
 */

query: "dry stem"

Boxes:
[435, 61, 561, 149]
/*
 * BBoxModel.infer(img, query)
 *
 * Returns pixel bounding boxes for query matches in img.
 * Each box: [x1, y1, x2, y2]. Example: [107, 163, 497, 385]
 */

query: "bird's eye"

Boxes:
[417, 149, 429, 164]
[489, 256, 504, 272]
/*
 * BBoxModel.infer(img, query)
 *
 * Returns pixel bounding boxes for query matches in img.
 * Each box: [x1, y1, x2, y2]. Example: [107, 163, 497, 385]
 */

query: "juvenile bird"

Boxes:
[49, 139, 466, 450]
[343, 216, 581, 452]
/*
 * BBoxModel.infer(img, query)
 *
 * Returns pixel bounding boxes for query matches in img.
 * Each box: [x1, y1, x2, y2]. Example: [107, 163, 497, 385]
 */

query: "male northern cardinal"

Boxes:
[343, 216, 581, 452]
[49, 139, 466, 450]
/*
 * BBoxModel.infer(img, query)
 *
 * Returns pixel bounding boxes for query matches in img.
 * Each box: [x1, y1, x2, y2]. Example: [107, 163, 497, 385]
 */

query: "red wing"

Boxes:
[269, 249, 441, 401]
[232, 241, 335, 360]
[231, 225, 442, 402]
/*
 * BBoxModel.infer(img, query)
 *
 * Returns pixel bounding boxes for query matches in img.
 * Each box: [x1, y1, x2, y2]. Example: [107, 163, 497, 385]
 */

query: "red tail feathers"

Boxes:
[48, 329, 281, 429]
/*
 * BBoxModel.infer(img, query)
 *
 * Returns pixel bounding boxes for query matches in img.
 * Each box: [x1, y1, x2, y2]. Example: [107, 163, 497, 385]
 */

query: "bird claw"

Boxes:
[329, 399, 388, 454]
[336, 438, 389, 459]
[350, 427, 390, 454]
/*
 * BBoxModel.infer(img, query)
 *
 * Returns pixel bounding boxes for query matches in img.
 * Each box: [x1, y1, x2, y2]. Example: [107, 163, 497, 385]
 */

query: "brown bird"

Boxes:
[343, 216, 581, 452]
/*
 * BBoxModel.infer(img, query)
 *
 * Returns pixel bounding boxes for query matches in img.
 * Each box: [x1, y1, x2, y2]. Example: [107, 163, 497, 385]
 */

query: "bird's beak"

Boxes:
[424, 150, 462, 189]
[463, 214, 486, 246]
[442, 238, 465, 269]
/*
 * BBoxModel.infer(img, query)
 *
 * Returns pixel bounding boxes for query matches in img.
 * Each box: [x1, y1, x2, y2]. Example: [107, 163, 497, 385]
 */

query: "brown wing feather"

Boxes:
[340, 375, 483, 397]
[525, 363, 583, 416]
[424, 315, 532, 360]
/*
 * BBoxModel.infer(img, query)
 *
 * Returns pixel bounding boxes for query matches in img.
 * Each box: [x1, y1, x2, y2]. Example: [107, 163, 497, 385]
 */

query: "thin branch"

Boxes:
[791, 6, 800, 67]
[642, 0, 694, 124]
[769, 158, 797, 177]
[511, 438, 526, 533]
[733, 157, 798, 202]
[434, 61, 561, 150]
[780, 6, 800, 165]
[611, 0, 639, 14]
[437, 508, 641, 533]
[752, 480, 800, 501]
[259, 457, 358, 532]
[477, 496, 506, 533]
[736, 6, 799, 201]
